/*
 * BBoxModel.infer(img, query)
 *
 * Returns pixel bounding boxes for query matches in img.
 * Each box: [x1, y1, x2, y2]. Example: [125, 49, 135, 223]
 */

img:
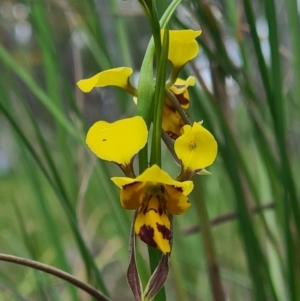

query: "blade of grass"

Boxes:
[76, 0, 113, 66]
[264, 2, 300, 299]
[0, 46, 81, 142]
[30, 0, 78, 201]
[12, 200, 59, 301]
[0, 96, 109, 296]
[0, 278, 28, 301]
[193, 177, 225, 301]
[19, 149, 81, 301]
[189, 86, 279, 301]
[286, 0, 300, 112]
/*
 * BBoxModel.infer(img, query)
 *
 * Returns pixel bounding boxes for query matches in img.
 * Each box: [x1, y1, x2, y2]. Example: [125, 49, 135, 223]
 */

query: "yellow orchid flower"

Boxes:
[169, 76, 195, 109]
[78, 70, 195, 139]
[162, 29, 201, 79]
[163, 76, 195, 139]
[77, 30, 201, 96]
[77, 30, 201, 141]
[111, 164, 194, 254]
[77, 67, 136, 95]
[174, 122, 218, 179]
[86, 116, 148, 176]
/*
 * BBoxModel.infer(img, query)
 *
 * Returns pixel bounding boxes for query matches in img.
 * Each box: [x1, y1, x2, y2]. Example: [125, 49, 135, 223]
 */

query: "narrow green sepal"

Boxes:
[143, 254, 170, 301]
[197, 169, 212, 176]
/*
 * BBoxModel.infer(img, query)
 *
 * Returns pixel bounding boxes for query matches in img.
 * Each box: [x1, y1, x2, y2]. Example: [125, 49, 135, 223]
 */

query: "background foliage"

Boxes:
[0, 0, 299, 300]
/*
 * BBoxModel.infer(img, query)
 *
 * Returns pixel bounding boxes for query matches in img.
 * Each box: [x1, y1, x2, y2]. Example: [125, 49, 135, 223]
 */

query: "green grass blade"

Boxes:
[0, 46, 81, 142]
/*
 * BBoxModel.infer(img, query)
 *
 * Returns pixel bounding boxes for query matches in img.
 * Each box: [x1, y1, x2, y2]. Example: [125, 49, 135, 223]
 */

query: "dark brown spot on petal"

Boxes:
[138, 225, 157, 248]
[158, 206, 163, 216]
[171, 186, 183, 192]
[123, 182, 139, 189]
[102, 139, 107, 141]
[175, 93, 189, 107]
[157, 223, 171, 241]
[142, 195, 153, 214]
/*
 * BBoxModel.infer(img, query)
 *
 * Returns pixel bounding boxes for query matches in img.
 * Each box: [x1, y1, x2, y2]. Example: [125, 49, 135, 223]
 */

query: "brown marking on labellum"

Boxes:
[138, 225, 157, 248]
[123, 182, 140, 189]
[175, 93, 189, 107]
[157, 205, 163, 216]
[157, 223, 171, 241]
[142, 195, 153, 214]
[156, 195, 167, 215]
[171, 186, 183, 193]
[147, 208, 158, 213]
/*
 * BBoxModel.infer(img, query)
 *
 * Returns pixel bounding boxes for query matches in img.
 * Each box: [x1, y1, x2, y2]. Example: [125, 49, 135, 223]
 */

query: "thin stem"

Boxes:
[147, 29, 169, 300]
[0, 253, 111, 301]
[161, 131, 180, 165]
[182, 202, 275, 235]
[150, 0, 162, 62]
[151, 29, 169, 166]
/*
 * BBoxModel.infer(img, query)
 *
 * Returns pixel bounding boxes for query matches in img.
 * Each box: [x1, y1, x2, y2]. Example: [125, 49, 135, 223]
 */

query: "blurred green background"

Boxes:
[0, 0, 299, 300]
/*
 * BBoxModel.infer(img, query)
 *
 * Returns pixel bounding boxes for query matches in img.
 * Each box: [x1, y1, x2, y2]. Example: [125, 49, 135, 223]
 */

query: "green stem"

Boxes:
[0, 45, 81, 142]
[148, 24, 169, 301]
[151, 29, 169, 166]
[136, 3, 183, 301]
[150, 0, 162, 62]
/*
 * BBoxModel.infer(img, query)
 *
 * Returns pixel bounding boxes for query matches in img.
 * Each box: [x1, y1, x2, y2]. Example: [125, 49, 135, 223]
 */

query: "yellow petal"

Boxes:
[164, 185, 191, 215]
[86, 116, 148, 166]
[170, 76, 195, 95]
[111, 176, 136, 188]
[174, 122, 218, 172]
[77, 67, 133, 93]
[162, 30, 201, 69]
[135, 165, 193, 196]
[112, 165, 193, 195]
[162, 104, 184, 139]
[134, 196, 171, 254]
[119, 182, 144, 210]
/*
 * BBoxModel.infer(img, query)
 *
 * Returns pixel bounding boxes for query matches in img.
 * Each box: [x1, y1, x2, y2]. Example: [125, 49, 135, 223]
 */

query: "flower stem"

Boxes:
[150, 0, 162, 63]
[193, 178, 225, 301]
[136, 3, 184, 301]
[0, 253, 111, 301]
[148, 27, 169, 301]
[151, 29, 169, 166]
